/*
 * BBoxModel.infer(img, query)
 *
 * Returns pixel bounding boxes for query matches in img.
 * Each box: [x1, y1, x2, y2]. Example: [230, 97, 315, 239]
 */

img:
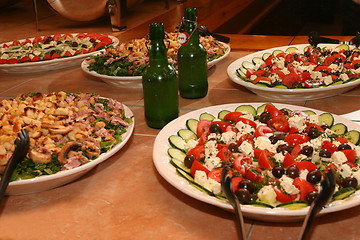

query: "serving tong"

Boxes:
[221, 167, 336, 240]
[199, 25, 230, 43]
[308, 31, 360, 47]
[0, 129, 29, 204]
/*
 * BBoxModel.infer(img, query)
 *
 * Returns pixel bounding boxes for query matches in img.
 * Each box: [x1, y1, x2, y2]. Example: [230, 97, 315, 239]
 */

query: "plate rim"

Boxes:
[153, 102, 360, 220]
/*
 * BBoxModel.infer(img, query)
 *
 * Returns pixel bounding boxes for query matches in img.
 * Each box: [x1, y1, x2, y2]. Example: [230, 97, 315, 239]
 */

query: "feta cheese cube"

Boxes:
[280, 175, 300, 195]
[221, 131, 237, 145]
[239, 140, 254, 156]
[332, 151, 348, 165]
[254, 136, 272, 151]
[288, 115, 307, 131]
[204, 156, 222, 171]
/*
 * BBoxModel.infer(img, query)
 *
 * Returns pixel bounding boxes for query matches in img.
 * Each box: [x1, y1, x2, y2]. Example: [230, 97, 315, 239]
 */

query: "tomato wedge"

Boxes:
[283, 152, 296, 168]
[285, 133, 310, 147]
[190, 160, 210, 178]
[237, 117, 257, 129]
[187, 145, 205, 162]
[293, 161, 318, 172]
[223, 111, 243, 122]
[268, 115, 290, 132]
[258, 149, 273, 169]
[293, 177, 316, 201]
[254, 125, 274, 138]
[274, 187, 297, 203]
[197, 120, 211, 138]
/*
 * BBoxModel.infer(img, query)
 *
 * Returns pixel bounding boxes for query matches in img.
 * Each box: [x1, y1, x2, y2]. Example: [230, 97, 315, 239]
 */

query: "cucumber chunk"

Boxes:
[272, 84, 288, 89]
[252, 57, 265, 66]
[277, 201, 309, 210]
[199, 112, 215, 121]
[262, 52, 271, 61]
[236, 69, 246, 79]
[272, 49, 284, 57]
[285, 46, 298, 53]
[168, 135, 186, 151]
[319, 112, 334, 127]
[218, 110, 231, 120]
[235, 105, 257, 116]
[178, 129, 197, 142]
[344, 130, 360, 145]
[168, 148, 186, 161]
[333, 187, 355, 201]
[242, 60, 255, 69]
[330, 123, 348, 135]
[302, 110, 316, 116]
[186, 118, 199, 134]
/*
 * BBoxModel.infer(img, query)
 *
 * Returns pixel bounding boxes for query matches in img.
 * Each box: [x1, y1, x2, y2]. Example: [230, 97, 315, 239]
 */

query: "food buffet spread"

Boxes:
[1, 1, 360, 240]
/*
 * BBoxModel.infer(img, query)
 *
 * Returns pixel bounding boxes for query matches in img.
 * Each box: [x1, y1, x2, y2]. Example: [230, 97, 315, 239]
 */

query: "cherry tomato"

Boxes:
[285, 133, 310, 147]
[264, 104, 283, 118]
[187, 145, 205, 162]
[268, 115, 290, 132]
[273, 187, 297, 203]
[237, 117, 257, 129]
[190, 160, 210, 178]
[293, 177, 317, 201]
[254, 125, 274, 138]
[283, 152, 296, 168]
[258, 149, 273, 169]
[321, 140, 337, 154]
[196, 120, 211, 138]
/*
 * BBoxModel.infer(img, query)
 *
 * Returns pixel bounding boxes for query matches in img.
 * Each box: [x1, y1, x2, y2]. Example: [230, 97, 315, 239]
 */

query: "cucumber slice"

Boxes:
[272, 49, 284, 57]
[330, 123, 348, 135]
[277, 201, 309, 210]
[256, 103, 273, 115]
[236, 69, 246, 79]
[242, 60, 255, 69]
[285, 46, 298, 53]
[331, 80, 344, 86]
[168, 148, 186, 161]
[302, 110, 316, 116]
[186, 118, 199, 134]
[335, 44, 350, 51]
[252, 57, 265, 66]
[178, 129, 197, 142]
[246, 201, 273, 208]
[176, 168, 214, 196]
[333, 187, 355, 201]
[168, 135, 186, 151]
[199, 112, 215, 121]
[235, 104, 257, 116]
[255, 82, 271, 88]
[344, 130, 360, 145]
[303, 45, 313, 53]
[262, 52, 271, 61]
[170, 158, 191, 175]
[272, 84, 288, 89]
[319, 112, 334, 127]
[218, 110, 231, 120]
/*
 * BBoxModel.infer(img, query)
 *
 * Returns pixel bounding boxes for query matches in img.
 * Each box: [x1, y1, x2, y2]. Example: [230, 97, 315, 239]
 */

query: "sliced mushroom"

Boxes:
[42, 123, 72, 135]
[57, 141, 82, 164]
[29, 149, 52, 164]
[81, 140, 101, 159]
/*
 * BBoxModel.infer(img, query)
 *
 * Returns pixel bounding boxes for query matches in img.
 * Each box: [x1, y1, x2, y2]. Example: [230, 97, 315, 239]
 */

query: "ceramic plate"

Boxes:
[227, 44, 360, 101]
[153, 103, 360, 222]
[6, 104, 134, 195]
[81, 42, 230, 88]
[0, 34, 119, 74]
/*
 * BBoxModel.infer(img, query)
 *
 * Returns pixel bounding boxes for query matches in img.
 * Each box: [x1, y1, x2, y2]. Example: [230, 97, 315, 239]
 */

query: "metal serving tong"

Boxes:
[308, 31, 360, 47]
[221, 167, 336, 240]
[0, 129, 29, 203]
[199, 25, 230, 43]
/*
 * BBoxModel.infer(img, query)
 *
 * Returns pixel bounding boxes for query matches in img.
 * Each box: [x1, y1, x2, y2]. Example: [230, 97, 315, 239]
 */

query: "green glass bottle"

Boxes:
[177, 8, 208, 99]
[142, 22, 179, 129]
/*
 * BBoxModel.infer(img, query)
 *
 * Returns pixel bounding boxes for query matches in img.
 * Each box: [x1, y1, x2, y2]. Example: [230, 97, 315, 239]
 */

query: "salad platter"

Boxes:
[81, 34, 230, 88]
[0, 92, 134, 195]
[153, 103, 360, 222]
[227, 44, 360, 101]
[0, 33, 119, 74]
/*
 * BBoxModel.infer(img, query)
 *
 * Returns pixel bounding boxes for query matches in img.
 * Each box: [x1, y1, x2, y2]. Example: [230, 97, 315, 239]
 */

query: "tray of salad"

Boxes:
[81, 33, 230, 88]
[153, 103, 360, 222]
[227, 44, 360, 101]
[0, 33, 119, 74]
[0, 92, 134, 195]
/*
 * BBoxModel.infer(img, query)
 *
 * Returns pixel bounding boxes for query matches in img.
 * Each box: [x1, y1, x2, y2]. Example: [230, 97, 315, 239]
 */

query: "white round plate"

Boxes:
[81, 42, 230, 88]
[0, 34, 119, 74]
[6, 104, 134, 195]
[153, 103, 360, 222]
[227, 44, 360, 101]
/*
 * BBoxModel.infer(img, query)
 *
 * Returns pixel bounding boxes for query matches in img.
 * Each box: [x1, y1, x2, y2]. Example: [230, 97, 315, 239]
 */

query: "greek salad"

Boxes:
[0, 33, 115, 64]
[236, 44, 360, 89]
[167, 103, 360, 209]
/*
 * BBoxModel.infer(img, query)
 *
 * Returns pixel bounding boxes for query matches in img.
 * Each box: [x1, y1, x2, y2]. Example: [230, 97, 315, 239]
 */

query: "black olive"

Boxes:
[238, 179, 255, 193]
[338, 144, 351, 151]
[306, 191, 319, 204]
[301, 146, 314, 157]
[71, 42, 78, 47]
[277, 144, 292, 155]
[319, 149, 331, 158]
[307, 126, 322, 139]
[269, 135, 279, 144]
[184, 155, 195, 168]
[333, 57, 342, 65]
[44, 36, 53, 44]
[355, 62, 360, 70]
[343, 50, 351, 58]
[307, 169, 322, 184]
[280, 109, 289, 116]
[235, 189, 252, 203]
[342, 177, 358, 188]
[286, 165, 300, 179]
[259, 111, 271, 124]
[89, 38, 96, 43]
[228, 143, 239, 153]
[320, 124, 329, 130]
[272, 166, 285, 179]
[210, 123, 222, 134]
[292, 81, 303, 88]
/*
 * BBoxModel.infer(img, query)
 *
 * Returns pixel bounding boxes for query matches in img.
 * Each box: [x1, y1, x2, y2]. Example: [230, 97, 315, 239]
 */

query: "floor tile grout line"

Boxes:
[0, 78, 33, 96]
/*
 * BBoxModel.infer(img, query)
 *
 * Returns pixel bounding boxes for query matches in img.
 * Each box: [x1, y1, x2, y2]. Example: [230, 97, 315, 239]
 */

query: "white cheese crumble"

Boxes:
[332, 151, 348, 165]
[239, 140, 254, 156]
[288, 115, 307, 131]
[221, 131, 237, 145]
[279, 175, 300, 195]
[235, 121, 254, 135]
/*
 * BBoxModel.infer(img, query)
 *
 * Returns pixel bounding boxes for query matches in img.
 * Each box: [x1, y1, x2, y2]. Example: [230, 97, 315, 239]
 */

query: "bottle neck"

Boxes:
[182, 19, 199, 44]
[148, 39, 168, 64]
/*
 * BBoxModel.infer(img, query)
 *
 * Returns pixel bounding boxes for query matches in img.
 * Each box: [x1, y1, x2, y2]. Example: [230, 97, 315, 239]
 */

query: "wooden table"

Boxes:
[1, 3, 360, 239]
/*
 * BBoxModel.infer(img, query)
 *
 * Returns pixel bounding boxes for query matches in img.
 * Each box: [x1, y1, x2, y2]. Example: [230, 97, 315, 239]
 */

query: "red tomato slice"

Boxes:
[216, 147, 234, 162]
[253, 148, 262, 159]
[211, 121, 234, 132]
[187, 145, 205, 162]
[232, 177, 244, 192]
[31, 56, 41, 62]
[238, 133, 254, 146]
[43, 54, 52, 60]
[63, 51, 73, 57]
[12, 40, 21, 46]
[223, 111, 243, 122]
[258, 149, 273, 169]
[268, 115, 290, 132]
[233, 155, 248, 174]
[196, 120, 211, 138]
[32, 36, 43, 44]
[321, 140, 337, 154]
[305, 123, 324, 133]
[51, 53, 61, 59]
[283, 152, 296, 168]
[293, 177, 317, 201]
[293, 161, 318, 172]
[237, 117, 257, 129]
[282, 73, 300, 88]
[252, 69, 267, 76]
[254, 125, 274, 138]
[246, 68, 255, 78]
[315, 66, 332, 74]
[291, 145, 301, 159]
[289, 127, 299, 134]
[190, 160, 210, 178]
[264, 104, 283, 118]
[6, 58, 19, 64]
[245, 166, 265, 182]
[0, 59, 7, 64]
[265, 55, 274, 66]
[253, 76, 271, 84]
[208, 167, 230, 183]
[20, 56, 31, 62]
[285, 133, 310, 147]
[341, 149, 357, 164]
[336, 136, 348, 144]
[274, 187, 297, 203]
